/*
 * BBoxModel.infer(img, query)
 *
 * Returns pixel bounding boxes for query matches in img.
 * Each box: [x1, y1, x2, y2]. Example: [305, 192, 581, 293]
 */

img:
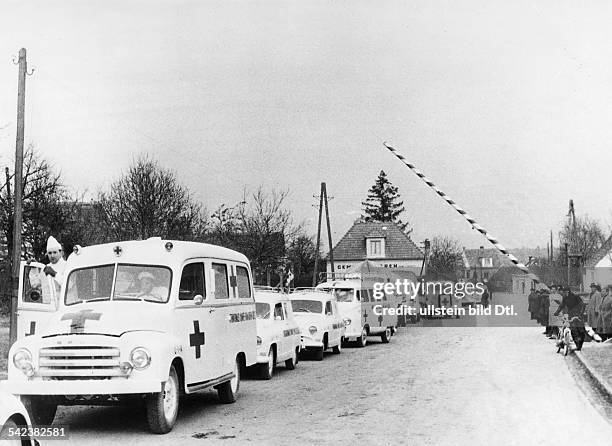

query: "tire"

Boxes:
[332, 339, 342, 354]
[0, 418, 25, 444]
[356, 327, 368, 348]
[285, 347, 298, 370]
[217, 357, 240, 404]
[145, 365, 180, 434]
[21, 395, 57, 426]
[381, 328, 391, 344]
[314, 347, 324, 361]
[259, 347, 275, 380]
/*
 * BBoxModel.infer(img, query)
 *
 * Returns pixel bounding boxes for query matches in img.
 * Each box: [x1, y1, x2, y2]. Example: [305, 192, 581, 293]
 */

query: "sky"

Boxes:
[1, 0, 612, 253]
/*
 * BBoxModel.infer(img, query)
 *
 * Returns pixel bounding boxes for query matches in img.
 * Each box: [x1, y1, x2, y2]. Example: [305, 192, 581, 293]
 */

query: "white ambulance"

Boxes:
[254, 288, 301, 379]
[7, 238, 257, 434]
[289, 289, 345, 360]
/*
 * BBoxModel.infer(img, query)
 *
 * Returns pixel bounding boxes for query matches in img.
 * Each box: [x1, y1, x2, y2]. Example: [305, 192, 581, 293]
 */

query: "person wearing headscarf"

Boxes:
[548, 285, 564, 338]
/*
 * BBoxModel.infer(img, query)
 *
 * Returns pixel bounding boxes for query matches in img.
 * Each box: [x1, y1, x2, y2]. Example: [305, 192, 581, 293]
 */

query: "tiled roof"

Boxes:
[585, 236, 612, 268]
[330, 221, 422, 260]
[462, 247, 515, 269]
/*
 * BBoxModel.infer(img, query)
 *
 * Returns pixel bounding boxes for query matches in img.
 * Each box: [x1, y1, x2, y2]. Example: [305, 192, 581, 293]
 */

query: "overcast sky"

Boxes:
[2, 0, 612, 252]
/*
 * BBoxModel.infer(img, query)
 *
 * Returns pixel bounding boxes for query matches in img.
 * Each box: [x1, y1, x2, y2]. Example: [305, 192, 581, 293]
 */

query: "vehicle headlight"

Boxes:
[309, 326, 317, 335]
[130, 347, 151, 370]
[343, 318, 351, 326]
[257, 336, 262, 346]
[13, 348, 34, 377]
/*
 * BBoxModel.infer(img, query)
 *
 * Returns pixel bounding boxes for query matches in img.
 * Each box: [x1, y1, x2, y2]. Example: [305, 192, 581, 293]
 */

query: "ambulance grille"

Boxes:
[38, 346, 123, 380]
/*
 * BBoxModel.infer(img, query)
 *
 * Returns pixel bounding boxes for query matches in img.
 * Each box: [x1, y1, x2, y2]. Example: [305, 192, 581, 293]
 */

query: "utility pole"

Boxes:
[312, 182, 334, 286]
[323, 183, 334, 276]
[312, 184, 324, 286]
[10, 48, 27, 347]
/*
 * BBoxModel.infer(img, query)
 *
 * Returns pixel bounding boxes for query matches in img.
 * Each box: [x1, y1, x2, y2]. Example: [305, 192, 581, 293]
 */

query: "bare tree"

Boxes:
[559, 215, 607, 265]
[0, 145, 70, 262]
[427, 235, 462, 279]
[286, 231, 322, 288]
[98, 156, 207, 241]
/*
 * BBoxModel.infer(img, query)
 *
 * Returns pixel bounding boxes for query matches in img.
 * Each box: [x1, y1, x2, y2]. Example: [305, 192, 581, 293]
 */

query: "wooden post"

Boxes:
[323, 183, 334, 276]
[10, 48, 27, 347]
[312, 183, 324, 286]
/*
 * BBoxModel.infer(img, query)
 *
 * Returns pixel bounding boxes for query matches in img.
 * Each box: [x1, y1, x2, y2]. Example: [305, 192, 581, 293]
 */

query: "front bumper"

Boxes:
[6, 378, 162, 395]
[300, 335, 324, 349]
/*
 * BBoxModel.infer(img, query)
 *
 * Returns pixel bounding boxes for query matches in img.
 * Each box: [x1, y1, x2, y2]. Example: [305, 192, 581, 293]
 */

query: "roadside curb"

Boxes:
[572, 350, 612, 402]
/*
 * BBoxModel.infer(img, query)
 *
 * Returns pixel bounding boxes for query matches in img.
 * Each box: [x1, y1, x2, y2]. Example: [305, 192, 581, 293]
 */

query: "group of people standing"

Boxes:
[528, 283, 612, 350]
[585, 283, 612, 341]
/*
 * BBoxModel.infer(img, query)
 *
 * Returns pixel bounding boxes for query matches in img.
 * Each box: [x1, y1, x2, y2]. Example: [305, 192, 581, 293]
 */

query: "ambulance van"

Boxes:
[7, 238, 257, 434]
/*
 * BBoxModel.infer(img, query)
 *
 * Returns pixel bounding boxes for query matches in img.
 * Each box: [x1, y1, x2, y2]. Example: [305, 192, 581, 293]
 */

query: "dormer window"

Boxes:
[481, 258, 493, 268]
[367, 237, 385, 258]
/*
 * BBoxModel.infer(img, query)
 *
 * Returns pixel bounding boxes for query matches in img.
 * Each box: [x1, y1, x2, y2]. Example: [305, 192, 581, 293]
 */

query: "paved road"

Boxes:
[54, 323, 612, 445]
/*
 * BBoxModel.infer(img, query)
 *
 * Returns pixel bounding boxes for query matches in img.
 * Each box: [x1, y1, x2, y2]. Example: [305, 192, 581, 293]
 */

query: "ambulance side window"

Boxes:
[212, 263, 229, 299]
[362, 290, 370, 303]
[179, 263, 205, 301]
[236, 266, 252, 299]
[325, 301, 333, 315]
[23, 265, 50, 304]
[273, 303, 284, 320]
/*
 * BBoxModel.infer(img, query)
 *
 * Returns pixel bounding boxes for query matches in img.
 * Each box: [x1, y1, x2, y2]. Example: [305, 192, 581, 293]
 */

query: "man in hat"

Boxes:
[136, 271, 167, 301]
[43, 236, 66, 289]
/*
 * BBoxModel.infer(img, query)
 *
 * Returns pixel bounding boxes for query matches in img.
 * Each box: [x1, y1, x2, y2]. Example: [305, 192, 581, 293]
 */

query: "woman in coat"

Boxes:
[598, 285, 612, 341]
[586, 283, 602, 331]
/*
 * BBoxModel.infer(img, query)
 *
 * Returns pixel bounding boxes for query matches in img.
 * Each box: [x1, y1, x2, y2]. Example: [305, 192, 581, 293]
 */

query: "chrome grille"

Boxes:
[38, 346, 123, 380]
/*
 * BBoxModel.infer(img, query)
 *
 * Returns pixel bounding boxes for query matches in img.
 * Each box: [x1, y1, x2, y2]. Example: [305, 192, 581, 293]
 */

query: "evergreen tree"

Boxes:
[361, 170, 410, 232]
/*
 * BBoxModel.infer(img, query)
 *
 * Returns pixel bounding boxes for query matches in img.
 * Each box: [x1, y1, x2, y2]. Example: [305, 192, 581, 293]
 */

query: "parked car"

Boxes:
[289, 289, 346, 360]
[254, 287, 301, 379]
[0, 385, 39, 445]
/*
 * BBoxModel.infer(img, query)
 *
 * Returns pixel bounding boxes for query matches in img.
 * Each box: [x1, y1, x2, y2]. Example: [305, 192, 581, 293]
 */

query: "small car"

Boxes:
[0, 386, 39, 445]
[289, 289, 345, 360]
[254, 288, 301, 379]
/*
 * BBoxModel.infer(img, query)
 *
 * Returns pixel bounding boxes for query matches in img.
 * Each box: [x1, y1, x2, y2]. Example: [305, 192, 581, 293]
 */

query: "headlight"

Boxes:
[13, 348, 34, 377]
[257, 336, 262, 346]
[343, 318, 351, 326]
[309, 326, 317, 335]
[130, 347, 151, 370]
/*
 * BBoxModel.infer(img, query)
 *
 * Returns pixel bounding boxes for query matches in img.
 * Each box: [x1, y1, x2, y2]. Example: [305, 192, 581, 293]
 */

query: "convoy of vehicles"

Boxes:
[315, 267, 418, 346]
[2, 238, 485, 436]
[254, 287, 301, 379]
[289, 289, 346, 360]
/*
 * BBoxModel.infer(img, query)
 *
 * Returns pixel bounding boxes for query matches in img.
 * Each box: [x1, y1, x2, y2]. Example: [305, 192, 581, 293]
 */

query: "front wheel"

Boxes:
[285, 347, 298, 370]
[21, 395, 57, 426]
[356, 327, 368, 348]
[145, 365, 180, 434]
[259, 347, 275, 380]
[381, 328, 391, 344]
[332, 339, 342, 354]
[218, 357, 240, 403]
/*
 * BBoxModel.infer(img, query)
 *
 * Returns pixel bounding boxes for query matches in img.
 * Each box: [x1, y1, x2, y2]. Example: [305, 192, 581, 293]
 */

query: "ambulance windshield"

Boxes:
[256, 303, 271, 319]
[332, 289, 355, 302]
[65, 264, 172, 305]
[291, 299, 322, 313]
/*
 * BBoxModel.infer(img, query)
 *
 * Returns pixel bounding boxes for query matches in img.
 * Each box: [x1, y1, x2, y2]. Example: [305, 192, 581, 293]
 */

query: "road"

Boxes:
[53, 320, 612, 445]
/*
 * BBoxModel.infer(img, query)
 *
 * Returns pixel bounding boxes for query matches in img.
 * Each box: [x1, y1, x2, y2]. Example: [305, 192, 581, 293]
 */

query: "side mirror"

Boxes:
[274, 315, 282, 321]
[194, 294, 204, 305]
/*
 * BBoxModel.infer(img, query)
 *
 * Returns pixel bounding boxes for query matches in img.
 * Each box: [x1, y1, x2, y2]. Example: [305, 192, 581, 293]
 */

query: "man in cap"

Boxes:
[137, 271, 167, 301]
[43, 236, 66, 289]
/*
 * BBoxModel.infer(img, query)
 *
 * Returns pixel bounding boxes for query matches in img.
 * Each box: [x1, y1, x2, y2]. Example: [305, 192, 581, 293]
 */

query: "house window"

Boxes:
[366, 238, 385, 258]
[481, 258, 493, 268]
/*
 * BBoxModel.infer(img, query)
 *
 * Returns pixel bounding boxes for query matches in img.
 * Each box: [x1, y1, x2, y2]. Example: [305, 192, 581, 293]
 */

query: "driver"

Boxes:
[137, 272, 167, 301]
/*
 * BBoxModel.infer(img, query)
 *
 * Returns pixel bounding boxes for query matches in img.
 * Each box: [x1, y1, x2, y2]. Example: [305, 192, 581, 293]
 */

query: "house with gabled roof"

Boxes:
[583, 236, 612, 287]
[327, 220, 423, 274]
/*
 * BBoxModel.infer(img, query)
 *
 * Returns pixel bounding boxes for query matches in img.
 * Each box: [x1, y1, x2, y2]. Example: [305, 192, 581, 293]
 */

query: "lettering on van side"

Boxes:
[61, 309, 102, 333]
[283, 328, 300, 337]
[228, 311, 256, 323]
[189, 321, 206, 359]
